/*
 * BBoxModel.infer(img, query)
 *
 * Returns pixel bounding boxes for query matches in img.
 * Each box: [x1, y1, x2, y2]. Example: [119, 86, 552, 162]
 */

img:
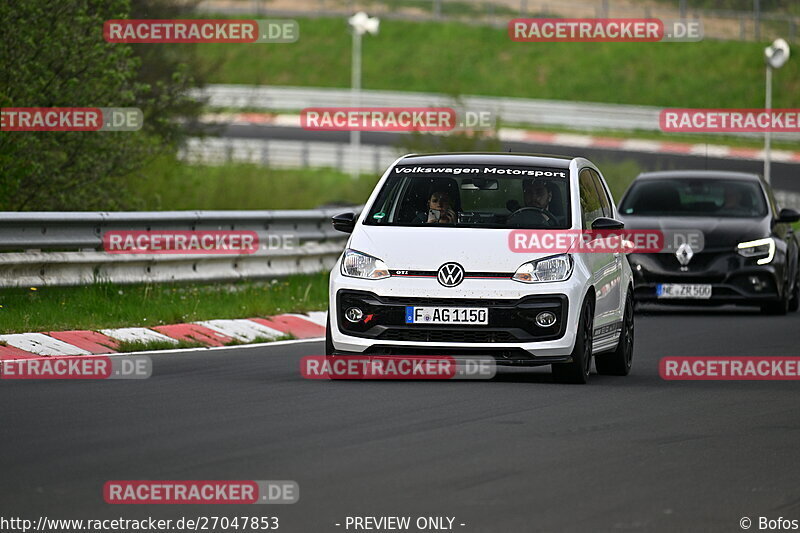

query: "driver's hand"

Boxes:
[439, 209, 456, 223]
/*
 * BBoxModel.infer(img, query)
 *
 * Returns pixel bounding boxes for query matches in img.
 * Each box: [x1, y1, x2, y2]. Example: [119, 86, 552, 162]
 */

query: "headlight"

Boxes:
[341, 249, 390, 279]
[737, 238, 775, 265]
[513, 254, 573, 283]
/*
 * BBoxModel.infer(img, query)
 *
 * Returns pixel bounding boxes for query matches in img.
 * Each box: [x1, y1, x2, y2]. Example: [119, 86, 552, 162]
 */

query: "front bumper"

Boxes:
[329, 271, 586, 361]
[628, 251, 783, 305]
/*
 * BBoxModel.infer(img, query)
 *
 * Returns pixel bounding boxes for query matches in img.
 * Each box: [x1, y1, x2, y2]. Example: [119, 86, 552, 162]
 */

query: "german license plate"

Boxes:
[405, 307, 488, 325]
[656, 283, 712, 299]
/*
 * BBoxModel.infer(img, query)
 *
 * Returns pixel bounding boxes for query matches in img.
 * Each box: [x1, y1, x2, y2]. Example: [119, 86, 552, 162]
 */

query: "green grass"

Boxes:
[194, 17, 800, 108]
[123, 156, 380, 210]
[0, 274, 329, 334]
[115, 339, 208, 352]
[124, 150, 648, 212]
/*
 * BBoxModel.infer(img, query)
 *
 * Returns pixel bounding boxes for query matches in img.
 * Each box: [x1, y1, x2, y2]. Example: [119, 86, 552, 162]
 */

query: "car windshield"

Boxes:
[619, 178, 767, 218]
[364, 164, 571, 229]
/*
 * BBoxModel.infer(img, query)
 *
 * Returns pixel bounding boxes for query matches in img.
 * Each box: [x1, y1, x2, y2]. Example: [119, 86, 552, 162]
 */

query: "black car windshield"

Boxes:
[619, 178, 768, 218]
[364, 164, 571, 229]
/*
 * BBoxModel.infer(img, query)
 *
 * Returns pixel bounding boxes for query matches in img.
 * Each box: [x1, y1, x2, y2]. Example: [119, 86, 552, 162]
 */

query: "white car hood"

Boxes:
[349, 226, 561, 272]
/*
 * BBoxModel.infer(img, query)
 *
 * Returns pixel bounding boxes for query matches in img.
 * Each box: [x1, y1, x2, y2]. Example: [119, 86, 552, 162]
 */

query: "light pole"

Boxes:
[763, 38, 790, 184]
[348, 12, 379, 179]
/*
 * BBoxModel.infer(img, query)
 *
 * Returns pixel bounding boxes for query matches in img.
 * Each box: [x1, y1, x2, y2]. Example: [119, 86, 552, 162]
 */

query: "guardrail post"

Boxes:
[261, 143, 270, 166]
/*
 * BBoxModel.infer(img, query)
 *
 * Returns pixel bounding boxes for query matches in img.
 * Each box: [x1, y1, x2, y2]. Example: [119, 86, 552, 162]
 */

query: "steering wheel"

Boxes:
[507, 206, 557, 226]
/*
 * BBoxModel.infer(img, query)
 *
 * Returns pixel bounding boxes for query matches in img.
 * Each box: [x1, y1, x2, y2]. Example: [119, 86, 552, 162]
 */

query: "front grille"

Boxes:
[337, 289, 568, 342]
[376, 296, 515, 307]
[654, 252, 725, 270]
[378, 329, 516, 343]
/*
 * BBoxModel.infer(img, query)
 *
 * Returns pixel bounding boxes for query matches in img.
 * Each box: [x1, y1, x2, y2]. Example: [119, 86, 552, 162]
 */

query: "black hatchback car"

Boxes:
[617, 170, 800, 314]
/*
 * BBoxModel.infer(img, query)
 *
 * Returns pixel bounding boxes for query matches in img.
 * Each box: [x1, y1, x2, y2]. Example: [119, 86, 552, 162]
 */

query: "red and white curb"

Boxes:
[0, 312, 326, 361]
[202, 112, 800, 164]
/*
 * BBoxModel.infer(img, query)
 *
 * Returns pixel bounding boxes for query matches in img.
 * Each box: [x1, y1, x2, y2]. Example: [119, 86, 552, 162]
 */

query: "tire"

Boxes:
[596, 290, 634, 376]
[552, 296, 594, 384]
[789, 272, 800, 313]
[761, 281, 789, 316]
[325, 313, 335, 356]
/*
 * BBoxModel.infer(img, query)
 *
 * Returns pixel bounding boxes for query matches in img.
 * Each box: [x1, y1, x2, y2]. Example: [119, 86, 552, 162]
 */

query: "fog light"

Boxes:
[345, 307, 364, 322]
[535, 311, 557, 327]
[749, 276, 766, 292]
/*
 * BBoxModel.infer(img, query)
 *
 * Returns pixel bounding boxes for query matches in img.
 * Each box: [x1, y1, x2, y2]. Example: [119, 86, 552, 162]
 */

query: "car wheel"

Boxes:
[325, 313, 334, 356]
[761, 282, 790, 315]
[789, 273, 800, 313]
[552, 296, 594, 384]
[595, 290, 634, 376]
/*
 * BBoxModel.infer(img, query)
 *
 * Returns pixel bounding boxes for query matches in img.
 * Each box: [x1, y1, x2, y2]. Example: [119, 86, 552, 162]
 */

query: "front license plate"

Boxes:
[405, 307, 488, 325]
[656, 283, 712, 299]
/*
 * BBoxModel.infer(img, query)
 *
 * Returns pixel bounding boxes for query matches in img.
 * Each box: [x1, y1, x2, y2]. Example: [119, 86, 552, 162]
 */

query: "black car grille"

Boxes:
[376, 296, 515, 307]
[378, 329, 516, 343]
[337, 289, 568, 342]
[654, 252, 726, 270]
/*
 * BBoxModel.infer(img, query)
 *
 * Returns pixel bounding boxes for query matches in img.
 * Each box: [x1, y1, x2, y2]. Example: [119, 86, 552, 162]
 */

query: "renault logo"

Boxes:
[437, 263, 464, 287]
[676, 243, 694, 266]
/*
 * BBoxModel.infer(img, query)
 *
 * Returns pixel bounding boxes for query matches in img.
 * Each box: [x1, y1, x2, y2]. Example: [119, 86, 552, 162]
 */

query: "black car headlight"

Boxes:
[736, 238, 775, 265]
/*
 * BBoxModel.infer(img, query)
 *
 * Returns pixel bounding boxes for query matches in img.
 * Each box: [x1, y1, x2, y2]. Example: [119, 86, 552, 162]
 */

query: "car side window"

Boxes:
[590, 170, 613, 218]
[579, 168, 604, 229]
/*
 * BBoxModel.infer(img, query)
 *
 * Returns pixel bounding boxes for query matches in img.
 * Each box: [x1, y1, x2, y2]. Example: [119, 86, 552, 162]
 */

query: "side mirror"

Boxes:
[591, 217, 625, 230]
[332, 212, 357, 233]
[776, 208, 800, 224]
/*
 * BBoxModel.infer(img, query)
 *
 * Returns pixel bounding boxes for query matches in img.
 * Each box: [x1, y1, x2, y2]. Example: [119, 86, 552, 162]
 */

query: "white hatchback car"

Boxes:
[326, 153, 634, 383]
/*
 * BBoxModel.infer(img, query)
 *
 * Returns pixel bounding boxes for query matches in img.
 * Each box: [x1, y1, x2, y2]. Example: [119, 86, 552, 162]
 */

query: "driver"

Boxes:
[523, 179, 552, 210]
[414, 189, 457, 224]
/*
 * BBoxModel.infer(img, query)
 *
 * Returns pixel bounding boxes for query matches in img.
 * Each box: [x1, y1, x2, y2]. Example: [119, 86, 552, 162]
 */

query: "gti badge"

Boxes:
[437, 263, 464, 287]
[676, 242, 694, 271]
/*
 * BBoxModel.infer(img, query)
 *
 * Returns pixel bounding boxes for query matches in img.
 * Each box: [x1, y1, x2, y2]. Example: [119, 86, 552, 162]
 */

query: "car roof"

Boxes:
[398, 152, 573, 169]
[634, 170, 762, 182]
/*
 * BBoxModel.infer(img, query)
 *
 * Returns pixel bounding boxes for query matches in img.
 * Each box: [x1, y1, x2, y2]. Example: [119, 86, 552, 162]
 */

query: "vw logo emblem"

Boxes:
[675, 243, 694, 266]
[437, 263, 464, 287]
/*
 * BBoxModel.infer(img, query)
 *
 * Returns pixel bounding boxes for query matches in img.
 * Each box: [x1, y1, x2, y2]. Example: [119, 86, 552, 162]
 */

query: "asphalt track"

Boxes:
[217, 124, 800, 194]
[2, 306, 799, 532]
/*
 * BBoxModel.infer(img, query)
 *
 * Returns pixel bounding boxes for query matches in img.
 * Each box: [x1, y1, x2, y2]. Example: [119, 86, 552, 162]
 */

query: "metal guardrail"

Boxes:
[180, 137, 401, 174]
[194, 85, 800, 143]
[0, 210, 358, 288]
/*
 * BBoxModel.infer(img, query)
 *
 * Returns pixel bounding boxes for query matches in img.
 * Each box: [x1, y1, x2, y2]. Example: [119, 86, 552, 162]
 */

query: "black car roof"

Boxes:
[398, 152, 573, 168]
[634, 170, 762, 182]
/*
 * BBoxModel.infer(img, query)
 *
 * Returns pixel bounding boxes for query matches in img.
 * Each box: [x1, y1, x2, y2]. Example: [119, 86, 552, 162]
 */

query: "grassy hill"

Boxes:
[195, 16, 799, 108]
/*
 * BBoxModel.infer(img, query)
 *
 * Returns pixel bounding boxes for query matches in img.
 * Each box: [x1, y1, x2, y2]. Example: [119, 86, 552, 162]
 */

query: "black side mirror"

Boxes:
[776, 208, 800, 224]
[332, 212, 357, 233]
[591, 217, 625, 230]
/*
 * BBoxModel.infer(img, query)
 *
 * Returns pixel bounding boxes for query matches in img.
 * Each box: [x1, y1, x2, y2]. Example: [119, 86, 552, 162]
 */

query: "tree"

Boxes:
[0, 0, 203, 211]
